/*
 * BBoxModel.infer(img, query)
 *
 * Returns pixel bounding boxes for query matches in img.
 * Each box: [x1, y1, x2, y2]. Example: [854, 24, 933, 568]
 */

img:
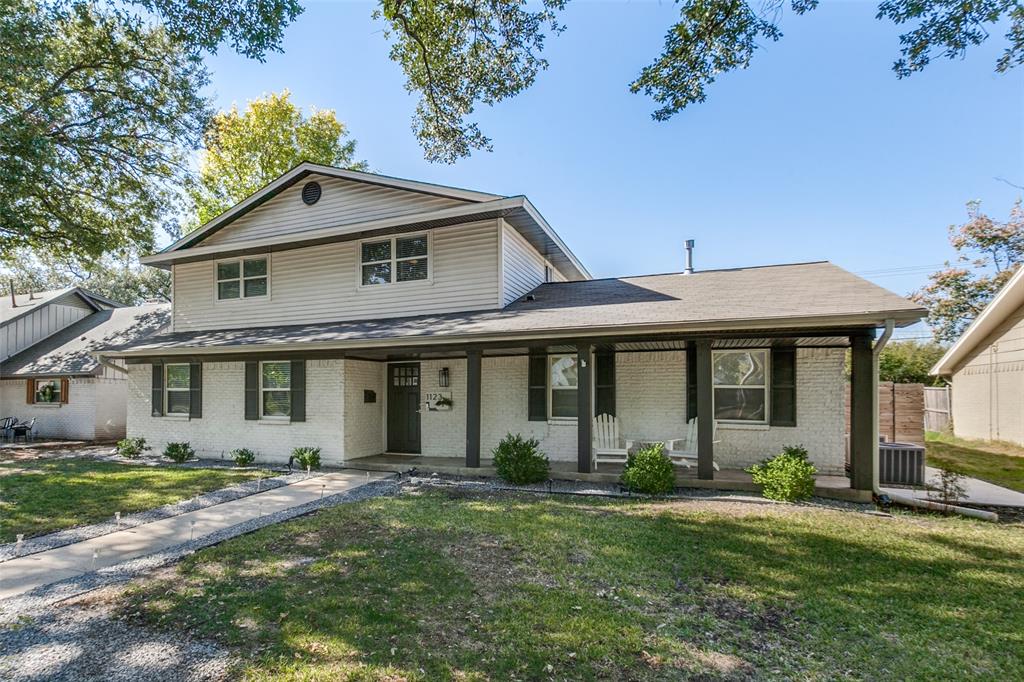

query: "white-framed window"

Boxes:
[712, 349, 769, 423]
[34, 379, 61, 404]
[261, 361, 291, 419]
[165, 363, 191, 415]
[548, 354, 578, 419]
[216, 257, 268, 300]
[359, 233, 429, 286]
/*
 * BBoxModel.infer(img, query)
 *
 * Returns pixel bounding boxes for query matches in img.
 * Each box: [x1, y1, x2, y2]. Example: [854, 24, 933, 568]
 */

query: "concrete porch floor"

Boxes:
[345, 453, 869, 502]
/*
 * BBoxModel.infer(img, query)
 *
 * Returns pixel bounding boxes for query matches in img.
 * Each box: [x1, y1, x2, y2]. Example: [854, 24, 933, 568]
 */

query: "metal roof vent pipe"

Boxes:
[683, 239, 695, 274]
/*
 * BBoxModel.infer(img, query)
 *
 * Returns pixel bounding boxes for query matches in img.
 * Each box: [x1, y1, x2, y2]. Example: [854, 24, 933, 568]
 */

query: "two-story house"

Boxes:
[1, 287, 169, 440]
[97, 163, 925, 498]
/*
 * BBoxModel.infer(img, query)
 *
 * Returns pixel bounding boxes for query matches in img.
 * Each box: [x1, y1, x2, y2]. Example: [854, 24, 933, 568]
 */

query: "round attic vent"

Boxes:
[301, 181, 322, 205]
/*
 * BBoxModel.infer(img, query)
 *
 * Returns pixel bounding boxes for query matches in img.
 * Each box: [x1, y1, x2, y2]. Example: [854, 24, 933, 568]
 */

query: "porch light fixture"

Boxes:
[439, 367, 450, 387]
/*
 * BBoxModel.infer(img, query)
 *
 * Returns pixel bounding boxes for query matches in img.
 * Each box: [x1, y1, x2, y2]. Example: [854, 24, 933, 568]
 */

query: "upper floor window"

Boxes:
[217, 257, 268, 300]
[712, 350, 768, 423]
[360, 234, 429, 286]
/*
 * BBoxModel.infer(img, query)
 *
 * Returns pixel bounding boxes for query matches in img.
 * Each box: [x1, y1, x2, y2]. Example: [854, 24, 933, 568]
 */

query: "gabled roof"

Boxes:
[1, 304, 170, 377]
[98, 262, 924, 357]
[931, 266, 1024, 375]
[142, 162, 591, 281]
[0, 287, 123, 327]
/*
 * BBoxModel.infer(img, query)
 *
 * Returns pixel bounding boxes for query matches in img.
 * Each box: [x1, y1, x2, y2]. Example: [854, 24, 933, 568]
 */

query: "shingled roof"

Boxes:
[97, 262, 924, 357]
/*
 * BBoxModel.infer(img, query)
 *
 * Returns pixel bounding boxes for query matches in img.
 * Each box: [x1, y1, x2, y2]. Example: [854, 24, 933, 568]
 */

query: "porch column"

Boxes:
[695, 340, 715, 480]
[849, 331, 875, 491]
[465, 349, 482, 468]
[577, 343, 594, 473]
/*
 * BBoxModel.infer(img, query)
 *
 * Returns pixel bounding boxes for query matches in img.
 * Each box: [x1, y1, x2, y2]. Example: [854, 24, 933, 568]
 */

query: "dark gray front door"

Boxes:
[387, 363, 421, 454]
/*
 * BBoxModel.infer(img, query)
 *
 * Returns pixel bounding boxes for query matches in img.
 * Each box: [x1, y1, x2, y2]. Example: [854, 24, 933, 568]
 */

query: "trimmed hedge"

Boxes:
[493, 433, 550, 485]
[747, 445, 817, 502]
[620, 443, 675, 495]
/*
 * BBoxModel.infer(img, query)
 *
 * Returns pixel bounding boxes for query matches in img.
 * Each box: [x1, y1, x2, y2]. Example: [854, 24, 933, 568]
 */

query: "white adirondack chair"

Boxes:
[665, 417, 720, 471]
[592, 413, 633, 469]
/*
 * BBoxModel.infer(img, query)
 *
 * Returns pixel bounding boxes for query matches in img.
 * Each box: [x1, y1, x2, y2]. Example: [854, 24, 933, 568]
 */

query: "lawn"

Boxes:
[0, 458, 269, 542]
[121, 487, 1024, 681]
[926, 431, 1024, 492]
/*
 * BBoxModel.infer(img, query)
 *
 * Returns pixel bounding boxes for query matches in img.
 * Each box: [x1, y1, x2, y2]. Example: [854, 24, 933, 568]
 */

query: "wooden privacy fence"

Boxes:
[923, 386, 951, 433]
[845, 382, 925, 445]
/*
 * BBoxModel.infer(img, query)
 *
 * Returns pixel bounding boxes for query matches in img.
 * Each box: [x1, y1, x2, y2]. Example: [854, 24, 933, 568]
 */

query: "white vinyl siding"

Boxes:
[0, 298, 93, 363]
[501, 222, 550, 305]
[202, 175, 469, 247]
[172, 220, 501, 331]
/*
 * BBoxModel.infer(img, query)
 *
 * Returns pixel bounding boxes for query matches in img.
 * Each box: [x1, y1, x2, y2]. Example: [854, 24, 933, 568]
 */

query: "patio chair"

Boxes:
[0, 417, 16, 442]
[665, 418, 720, 471]
[11, 418, 35, 444]
[592, 413, 634, 469]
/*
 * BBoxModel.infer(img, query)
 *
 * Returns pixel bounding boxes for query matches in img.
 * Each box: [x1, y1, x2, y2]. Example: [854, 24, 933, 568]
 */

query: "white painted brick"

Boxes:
[343, 359, 384, 459]
[0, 377, 128, 441]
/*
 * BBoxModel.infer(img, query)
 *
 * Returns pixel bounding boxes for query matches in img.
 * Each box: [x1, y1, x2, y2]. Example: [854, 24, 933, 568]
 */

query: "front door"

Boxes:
[387, 363, 421, 454]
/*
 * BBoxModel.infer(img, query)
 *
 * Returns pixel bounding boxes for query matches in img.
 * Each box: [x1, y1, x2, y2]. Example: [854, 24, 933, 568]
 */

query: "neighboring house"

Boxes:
[0, 287, 170, 440]
[96, 162, 925, 495]
[932, 266, 1024, 445]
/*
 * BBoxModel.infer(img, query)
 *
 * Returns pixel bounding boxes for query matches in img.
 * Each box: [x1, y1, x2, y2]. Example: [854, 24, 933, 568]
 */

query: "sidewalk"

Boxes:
[0, 470, 390, 600]
[881, 466, 1024, 508]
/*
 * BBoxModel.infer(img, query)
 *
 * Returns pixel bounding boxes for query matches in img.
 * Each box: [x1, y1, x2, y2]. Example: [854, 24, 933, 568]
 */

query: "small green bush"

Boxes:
[232, 448, 257, 467]
[293, 446, 321, 470]
[747, 445, 817, 502]
[116, 437, 149, 459]
[163, 441, 195, 464]
[620, 443, 676, 495]
[493, 433, 550, 485]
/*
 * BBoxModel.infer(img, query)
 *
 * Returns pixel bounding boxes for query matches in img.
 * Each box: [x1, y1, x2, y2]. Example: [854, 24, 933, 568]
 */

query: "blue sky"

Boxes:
[203, 1, 1024, 338]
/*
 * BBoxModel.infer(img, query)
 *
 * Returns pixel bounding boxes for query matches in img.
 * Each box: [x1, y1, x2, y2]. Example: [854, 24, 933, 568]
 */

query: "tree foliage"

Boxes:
[375, 0, 1024, 162]
[190, 91, 366, 226]
[1, 250, 171, 304]
[913, 200, 1024, 342]
[878, 341, 948, 385]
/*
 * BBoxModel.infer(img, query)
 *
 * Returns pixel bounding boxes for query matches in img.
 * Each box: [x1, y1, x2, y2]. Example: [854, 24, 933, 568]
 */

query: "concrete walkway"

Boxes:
[0, 470, 389, 600]
[881, 466, 1024, 508]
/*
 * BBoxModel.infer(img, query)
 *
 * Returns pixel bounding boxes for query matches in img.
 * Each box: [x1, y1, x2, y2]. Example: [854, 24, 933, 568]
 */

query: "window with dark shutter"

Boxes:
[244, 361, 259, 420]
[595, 352, 615, 417]
[528, 353, 547, 421]
[686, 345, 697, 421]
[770, 348, 797, 427]
[290, 359, 306, 422]
[151, 364, 164, 417]
[189, 363, 203, 419]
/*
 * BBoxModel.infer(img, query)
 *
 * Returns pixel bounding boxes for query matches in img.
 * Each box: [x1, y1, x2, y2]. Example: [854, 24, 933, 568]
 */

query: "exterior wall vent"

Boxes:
[301, 181, 322, 205]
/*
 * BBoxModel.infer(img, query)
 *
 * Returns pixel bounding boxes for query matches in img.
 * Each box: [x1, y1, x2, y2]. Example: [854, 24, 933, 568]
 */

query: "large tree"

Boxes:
[913, 199, 1024, 342]
[1, 250, 171, 304]
[374, 0, 1024, 162]
[190, 91, 367, 226]
[1, 0, 301, 263]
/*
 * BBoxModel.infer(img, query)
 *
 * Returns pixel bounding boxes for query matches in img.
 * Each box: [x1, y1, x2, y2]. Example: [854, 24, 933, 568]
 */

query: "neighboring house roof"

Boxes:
[0, 287, 124, 327]
[98, 262, 924, 357]
[142, 163, 591, 282]
[931, 266, 1024, 376]
[1, 304, 170, 377]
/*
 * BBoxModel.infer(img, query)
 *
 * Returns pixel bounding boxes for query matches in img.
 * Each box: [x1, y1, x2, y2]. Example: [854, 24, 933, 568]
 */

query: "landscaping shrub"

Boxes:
[292, 446, 321, 470]
[747, 445, 817, 502]
[232, 448, 257, 467]
[492, 433, 550, 485]
[116, 437, 149, 459]
[620, 443, 675, 495]
[163, 441, 195, 464]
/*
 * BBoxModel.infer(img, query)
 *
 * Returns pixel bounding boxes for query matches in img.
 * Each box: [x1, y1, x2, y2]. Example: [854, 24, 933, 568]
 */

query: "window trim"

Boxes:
[164, 363, 191, 416]
[547, 353, 579, 421]
[214, 255, 270, 301]
[711, 349, 770, 425]
[33, 379, 61, 405]
[356, 231, 432, 289]
[259, 360, 292, 421]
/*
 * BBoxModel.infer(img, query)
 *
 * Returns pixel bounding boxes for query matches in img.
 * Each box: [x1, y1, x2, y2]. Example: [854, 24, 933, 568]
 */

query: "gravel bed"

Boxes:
[0, 471, 308, 563]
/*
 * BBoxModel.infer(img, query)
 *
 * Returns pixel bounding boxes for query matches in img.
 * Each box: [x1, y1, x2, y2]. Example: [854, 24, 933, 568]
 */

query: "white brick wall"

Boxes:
[343, 359, 384, 459]
[615, 351, 686, 442]
[126, 360, 345, 465]
[419, 358, 467, 457]
[0, 377, 112, 440]
[93, 378, 127, 440]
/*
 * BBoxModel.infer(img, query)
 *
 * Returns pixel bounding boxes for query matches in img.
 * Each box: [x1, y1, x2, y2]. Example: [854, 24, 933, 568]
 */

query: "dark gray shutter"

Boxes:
[770, 348, 797, 427]
[686, 345, 697, 421]
[244, 361, 259, 420]
[528, 353, 547, 421]
[595, 351, 615, 417]
[188, 362, 202, 419]
[151, 364, 163, 417]
[290, 359, 306, 422]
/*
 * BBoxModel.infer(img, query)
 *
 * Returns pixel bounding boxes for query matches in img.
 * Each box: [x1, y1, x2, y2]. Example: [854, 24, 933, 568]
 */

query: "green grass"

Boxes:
[121, 488, 1024, 680]
[926, 431, 1024, 492]
[0, 458, 269, 541]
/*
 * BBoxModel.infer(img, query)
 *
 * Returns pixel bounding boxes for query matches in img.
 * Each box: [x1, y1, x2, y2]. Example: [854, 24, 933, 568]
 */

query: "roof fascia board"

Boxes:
[518, 197, 592, 280]
[931, 265, 1024, 375]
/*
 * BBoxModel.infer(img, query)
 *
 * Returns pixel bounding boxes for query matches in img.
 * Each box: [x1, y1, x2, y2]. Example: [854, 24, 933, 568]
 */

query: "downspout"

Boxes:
[871, 320, 998, 522]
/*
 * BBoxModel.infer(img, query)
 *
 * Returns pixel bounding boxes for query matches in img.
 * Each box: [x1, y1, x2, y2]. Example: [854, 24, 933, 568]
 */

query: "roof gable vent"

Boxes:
[301, 181, 322, 205]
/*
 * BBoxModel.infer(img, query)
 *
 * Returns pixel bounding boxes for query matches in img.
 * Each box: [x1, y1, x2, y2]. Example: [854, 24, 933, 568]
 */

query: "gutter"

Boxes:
[870, 319, 998, 522]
